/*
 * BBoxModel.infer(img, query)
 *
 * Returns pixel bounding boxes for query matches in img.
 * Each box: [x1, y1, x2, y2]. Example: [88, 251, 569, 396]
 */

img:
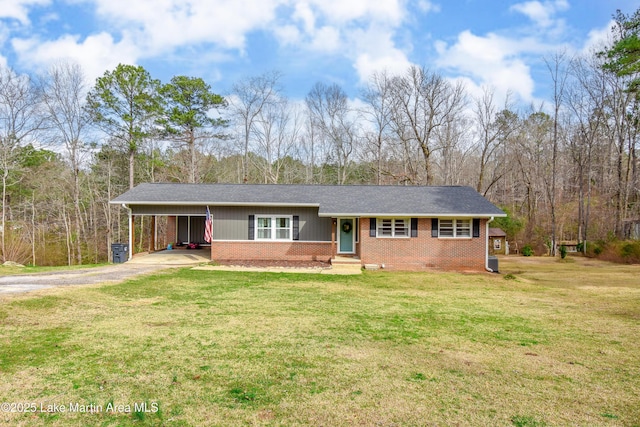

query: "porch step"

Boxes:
[327, 256, 362, 275]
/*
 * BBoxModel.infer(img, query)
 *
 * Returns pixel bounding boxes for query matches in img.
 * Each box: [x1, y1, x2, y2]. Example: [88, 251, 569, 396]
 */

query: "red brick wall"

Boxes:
[198, 217, 488, 271]
[166, 216, 177, 247]
[359, 218, 488, 272]
[211, 241, 333, 262]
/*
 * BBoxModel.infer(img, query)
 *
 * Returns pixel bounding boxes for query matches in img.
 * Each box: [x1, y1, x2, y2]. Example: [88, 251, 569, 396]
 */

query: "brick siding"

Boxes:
[166, 216, 176, 247]
[210, 241, 333, 262]
[358, 218, 487, 272]
[168, 215, 488, 271]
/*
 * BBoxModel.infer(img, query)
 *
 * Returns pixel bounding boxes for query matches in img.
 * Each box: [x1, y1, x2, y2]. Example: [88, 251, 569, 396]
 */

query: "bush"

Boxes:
[522, 245, 533, 257]
[620, 241, 640, 260]
[589, 240, 640, 264]
[559, 245, 567, 259]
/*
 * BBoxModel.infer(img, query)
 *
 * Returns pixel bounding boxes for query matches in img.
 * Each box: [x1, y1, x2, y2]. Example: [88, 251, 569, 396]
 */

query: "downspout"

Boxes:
[123, 204, 133, 261]
[485, 216, 495, 273]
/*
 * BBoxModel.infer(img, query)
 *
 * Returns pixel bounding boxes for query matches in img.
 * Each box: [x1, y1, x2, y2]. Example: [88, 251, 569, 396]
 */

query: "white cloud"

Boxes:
[12, 32, 139, 82]
[417, 0, 440, 14]
[293, 2, 315, 34]
[310, 25, 344, 53]
[88, 0, 285, 54]
[0, 0, 50, 25]
[581, 20, 613, 55]
[273, 24, 302, 46]
[2, 0, 417, 95]
[273, 0, 414, 83]
[303, 0, 405, 26]
[350, 24, 413, 82]
[435, 30, 535, 103]
[510, 0, 569, 28]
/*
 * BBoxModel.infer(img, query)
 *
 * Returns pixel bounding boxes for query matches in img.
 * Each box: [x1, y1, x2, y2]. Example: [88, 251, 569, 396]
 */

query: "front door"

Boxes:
[339, 218, 355, 254]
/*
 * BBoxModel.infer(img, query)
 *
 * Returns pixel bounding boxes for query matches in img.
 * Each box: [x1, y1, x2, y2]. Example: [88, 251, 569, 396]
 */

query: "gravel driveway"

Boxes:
[0, 249, 213, 295]
[0, 264, 173, 295]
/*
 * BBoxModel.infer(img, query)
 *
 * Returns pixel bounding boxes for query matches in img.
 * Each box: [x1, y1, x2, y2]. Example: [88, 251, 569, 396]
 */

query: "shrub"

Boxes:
[559, 245, 567, 259]
[620, 241, 640, 261]
[522, 245, 533, 257]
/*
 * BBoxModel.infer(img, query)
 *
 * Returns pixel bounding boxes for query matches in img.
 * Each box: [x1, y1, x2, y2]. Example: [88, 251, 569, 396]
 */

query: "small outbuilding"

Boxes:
[556, 240, 579, 254]
[488, 227, 508, 255]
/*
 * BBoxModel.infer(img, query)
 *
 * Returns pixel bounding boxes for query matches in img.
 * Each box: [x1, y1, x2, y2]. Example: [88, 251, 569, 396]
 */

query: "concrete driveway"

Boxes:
[0, 250, 210, 295]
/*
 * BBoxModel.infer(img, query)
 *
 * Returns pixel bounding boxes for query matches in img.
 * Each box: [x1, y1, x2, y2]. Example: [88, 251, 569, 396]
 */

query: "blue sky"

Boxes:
[1, 0, 639, 105]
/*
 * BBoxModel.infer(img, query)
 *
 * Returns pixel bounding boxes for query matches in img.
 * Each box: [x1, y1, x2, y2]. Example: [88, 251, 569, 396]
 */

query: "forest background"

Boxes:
[1, 8, 640, 266]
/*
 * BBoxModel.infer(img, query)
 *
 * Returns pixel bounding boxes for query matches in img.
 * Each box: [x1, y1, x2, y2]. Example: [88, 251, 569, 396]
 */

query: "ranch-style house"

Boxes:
[110, 183, 506, 272]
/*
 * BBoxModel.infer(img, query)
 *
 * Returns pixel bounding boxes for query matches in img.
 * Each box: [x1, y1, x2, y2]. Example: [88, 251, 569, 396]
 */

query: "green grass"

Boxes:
[0, 257, 639, 426]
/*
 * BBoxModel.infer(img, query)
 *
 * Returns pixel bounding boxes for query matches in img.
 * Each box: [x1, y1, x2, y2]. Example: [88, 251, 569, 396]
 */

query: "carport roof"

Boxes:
[110, 183, 506, 217]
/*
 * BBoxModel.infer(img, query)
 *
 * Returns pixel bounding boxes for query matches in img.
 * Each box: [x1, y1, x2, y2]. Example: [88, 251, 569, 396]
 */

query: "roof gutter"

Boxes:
[318, 213, 507, 218]
[486, 216, 495, 273]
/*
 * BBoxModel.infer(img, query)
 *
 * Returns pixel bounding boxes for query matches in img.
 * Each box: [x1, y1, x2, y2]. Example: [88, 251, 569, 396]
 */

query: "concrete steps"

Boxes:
[329, 256, 362, 275]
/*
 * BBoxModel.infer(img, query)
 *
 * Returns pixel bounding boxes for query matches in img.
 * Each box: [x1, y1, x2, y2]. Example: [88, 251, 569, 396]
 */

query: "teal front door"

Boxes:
[339, 218, 354, 253]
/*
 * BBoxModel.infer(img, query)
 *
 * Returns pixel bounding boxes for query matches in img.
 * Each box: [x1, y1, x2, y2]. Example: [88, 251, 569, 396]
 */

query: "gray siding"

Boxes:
[212, 206, 331, 241]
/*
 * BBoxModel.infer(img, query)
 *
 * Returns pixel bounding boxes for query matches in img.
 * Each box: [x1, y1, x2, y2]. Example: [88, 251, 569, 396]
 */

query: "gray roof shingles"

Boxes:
[111, 183, 505, 217]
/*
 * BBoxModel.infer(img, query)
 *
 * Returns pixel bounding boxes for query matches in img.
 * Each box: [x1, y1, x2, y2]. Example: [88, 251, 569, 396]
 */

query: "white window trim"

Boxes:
[494, 238, 502, 250]
[376, 217, 410, 238]
[438, 218, 472, 239]
[255, 215, 293, 241]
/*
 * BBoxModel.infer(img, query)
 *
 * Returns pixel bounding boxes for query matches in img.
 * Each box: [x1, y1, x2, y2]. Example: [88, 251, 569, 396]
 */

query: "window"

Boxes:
[376, 218, 409, 238]
[257, 217, 272, 239]
[255, 216, 292, 240]
[439, 219, 472, 238]
[494, 238, 502, 250]
[275, 217, 291, 240]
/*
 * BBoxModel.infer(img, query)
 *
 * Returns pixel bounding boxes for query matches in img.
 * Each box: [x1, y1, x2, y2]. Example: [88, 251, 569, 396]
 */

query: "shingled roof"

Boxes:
[110, 183, 506, 217]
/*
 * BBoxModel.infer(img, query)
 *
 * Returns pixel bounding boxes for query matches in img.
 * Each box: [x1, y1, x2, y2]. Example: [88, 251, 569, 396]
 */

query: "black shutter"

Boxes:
[411, 218, 418, 237]
[293, 215, 300, 240]
[431, 218, 438, 237]
[248, 215, 255, 240]
[369, 218, 377, 237]
[473, 218, 480, 238]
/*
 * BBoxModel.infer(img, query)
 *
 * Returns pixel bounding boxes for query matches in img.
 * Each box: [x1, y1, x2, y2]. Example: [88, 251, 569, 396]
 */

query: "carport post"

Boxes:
[130, 214, 135, 260]
[150, 215, 156, 252]
[122, 203, 134, 261]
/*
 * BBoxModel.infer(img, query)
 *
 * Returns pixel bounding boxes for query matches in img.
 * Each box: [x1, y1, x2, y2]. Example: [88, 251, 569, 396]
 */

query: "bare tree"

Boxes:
[567, 55, 608, 253]
[251, 95, 301, 183]
[39, 61, 91, 264]
[435, 116, 473, 186]
[473, 87, 517, 195]
[306, 82, 359, 184]
[545, 52, 570, 255]
[229, 71, 282, 183]
[389, 66, 466, 184]
[599, 64, 637, 238]
[0, 66, 42, 262]
[361, 71, 395, 184]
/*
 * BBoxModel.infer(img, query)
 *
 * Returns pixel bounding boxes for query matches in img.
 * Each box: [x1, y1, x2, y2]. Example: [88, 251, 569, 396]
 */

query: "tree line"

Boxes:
[1, 9, 639, 265]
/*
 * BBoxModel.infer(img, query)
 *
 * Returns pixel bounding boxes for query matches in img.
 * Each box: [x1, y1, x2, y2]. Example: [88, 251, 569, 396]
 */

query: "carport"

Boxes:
[115, 203, 210, 262]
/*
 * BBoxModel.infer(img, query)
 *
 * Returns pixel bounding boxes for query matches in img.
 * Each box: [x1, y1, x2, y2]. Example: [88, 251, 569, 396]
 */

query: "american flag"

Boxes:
[204, 206, 213, 243]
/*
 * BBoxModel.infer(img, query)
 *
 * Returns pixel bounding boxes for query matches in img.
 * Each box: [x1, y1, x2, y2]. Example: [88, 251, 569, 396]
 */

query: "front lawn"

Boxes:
[0, 257, 638, 426]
